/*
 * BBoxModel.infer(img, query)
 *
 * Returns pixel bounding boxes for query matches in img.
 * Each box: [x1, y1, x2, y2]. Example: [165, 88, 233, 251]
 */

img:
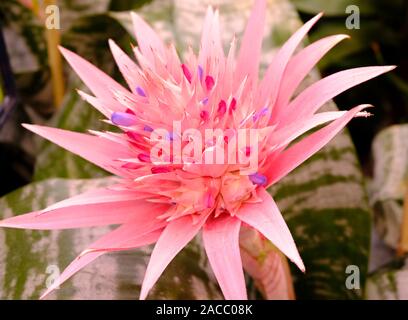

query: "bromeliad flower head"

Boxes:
[0, 0, 394, 299]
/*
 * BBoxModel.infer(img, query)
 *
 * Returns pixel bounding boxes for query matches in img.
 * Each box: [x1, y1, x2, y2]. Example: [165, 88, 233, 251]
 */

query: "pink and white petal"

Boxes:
[139, 212, 210, 300]
[77, 90, 112, 118]
[197, 8, 224, 77]
[166, 43, 183, 83]
[42, 186, 146, 212]
[257, 13, 322, 114]
[108, 39, 145, 94]
[131, 12, 166, 64]
[0, 201, 169, 230]
[198, 6, 214, 68]
[266, 104, 371, 185]
[22, 124, 134, 177]
[281, 66, 395, 126]
[274, 34, 349, 113]
[222, 36, 236, 96]
[203, 215, 247, 300]
[236, 188, 304, 271]
[268, 109, 371, 150]
[210, 10, 224, 61]
[235, 0, 266, 86]
[240, 226, 294, 299]
[40, 223, 165, 299]
[59, 46, 128, 113]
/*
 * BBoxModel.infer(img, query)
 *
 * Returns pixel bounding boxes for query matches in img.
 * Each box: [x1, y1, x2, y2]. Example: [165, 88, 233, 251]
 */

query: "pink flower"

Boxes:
[0, 0, 394, 300]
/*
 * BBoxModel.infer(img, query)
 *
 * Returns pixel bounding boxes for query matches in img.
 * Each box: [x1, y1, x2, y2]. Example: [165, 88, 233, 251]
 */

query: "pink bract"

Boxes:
[0, 0, 394, 300]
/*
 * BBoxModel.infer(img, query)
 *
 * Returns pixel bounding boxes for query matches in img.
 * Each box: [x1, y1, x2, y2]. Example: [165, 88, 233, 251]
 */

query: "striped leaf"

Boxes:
[33, 84, 110, 181]
[2, 0, 372, 300]
[0, 178, 222, 299]
[0, 0, 47, 75]
[369, 124, 408, 249]
[366, 255, 408, 299]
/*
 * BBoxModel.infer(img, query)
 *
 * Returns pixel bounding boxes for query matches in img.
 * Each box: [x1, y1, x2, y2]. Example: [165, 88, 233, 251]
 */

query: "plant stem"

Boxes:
[32, 0, 40, 16]
[278, 252, 296, 300]
[43, 0, 65, 108]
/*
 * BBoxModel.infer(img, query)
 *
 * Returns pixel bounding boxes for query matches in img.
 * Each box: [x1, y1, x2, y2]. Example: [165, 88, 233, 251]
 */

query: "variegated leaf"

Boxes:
[33, 83, 110, 181]
[167, 0, 371, 300]
[366, 255, 408, 300]
[0, 0, 47, 75]
[3, 0, 372, 300]
[369, 124, 408, 249]
[0, 178, 223, 299]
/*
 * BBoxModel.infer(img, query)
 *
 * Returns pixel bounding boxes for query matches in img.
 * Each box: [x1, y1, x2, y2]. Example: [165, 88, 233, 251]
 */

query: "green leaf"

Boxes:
[33, 11, 140, 180]
[33, 84, 110, 181]
[307, 20, 398, 70]
[0, 0, 50, 102]
[366, 255, 408, 299]
[108, 0, 177, 45]
[268, 99, 371, 299]
[59, 0, 111, 32]
[0, 177, 222, 299]
[368, 124, 408, 249]
[109, 0, 152, 11]
[61, 13, 131, 69]
[0, 0, 47, 75]
[291, 0, 375, 16]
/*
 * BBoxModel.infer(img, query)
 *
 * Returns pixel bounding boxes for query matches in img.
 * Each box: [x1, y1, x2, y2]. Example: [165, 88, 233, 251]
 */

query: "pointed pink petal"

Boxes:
[22, 124, 134, 177]
[59, 46, 128, 114]
[131, 12, 166, 64]
[235, 0, 266, 85]
[198, 7, 214, 67]
[236, 188, 304, 271]
[42, 186, 145, 212]
[0, 200, 169, 230]
[222, 36, 236, 95]
[165, 43, 183, 83]
[240, 226, 294, 299]
[108, 39, 145, 94]
[281, 66, 395, 125]
[267, 104, 371, 185]
[258, 13, 322, 112]
[268, 109, 371, 150]
[275, 34, 349, 113]
[198, 8, 224, 77]
[77, 90, 112, 118]
[203, 215, 247, 300]
[241, 247, 293, 299]
[139, 213, 210, 300]
[40, 222, 165, 299]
